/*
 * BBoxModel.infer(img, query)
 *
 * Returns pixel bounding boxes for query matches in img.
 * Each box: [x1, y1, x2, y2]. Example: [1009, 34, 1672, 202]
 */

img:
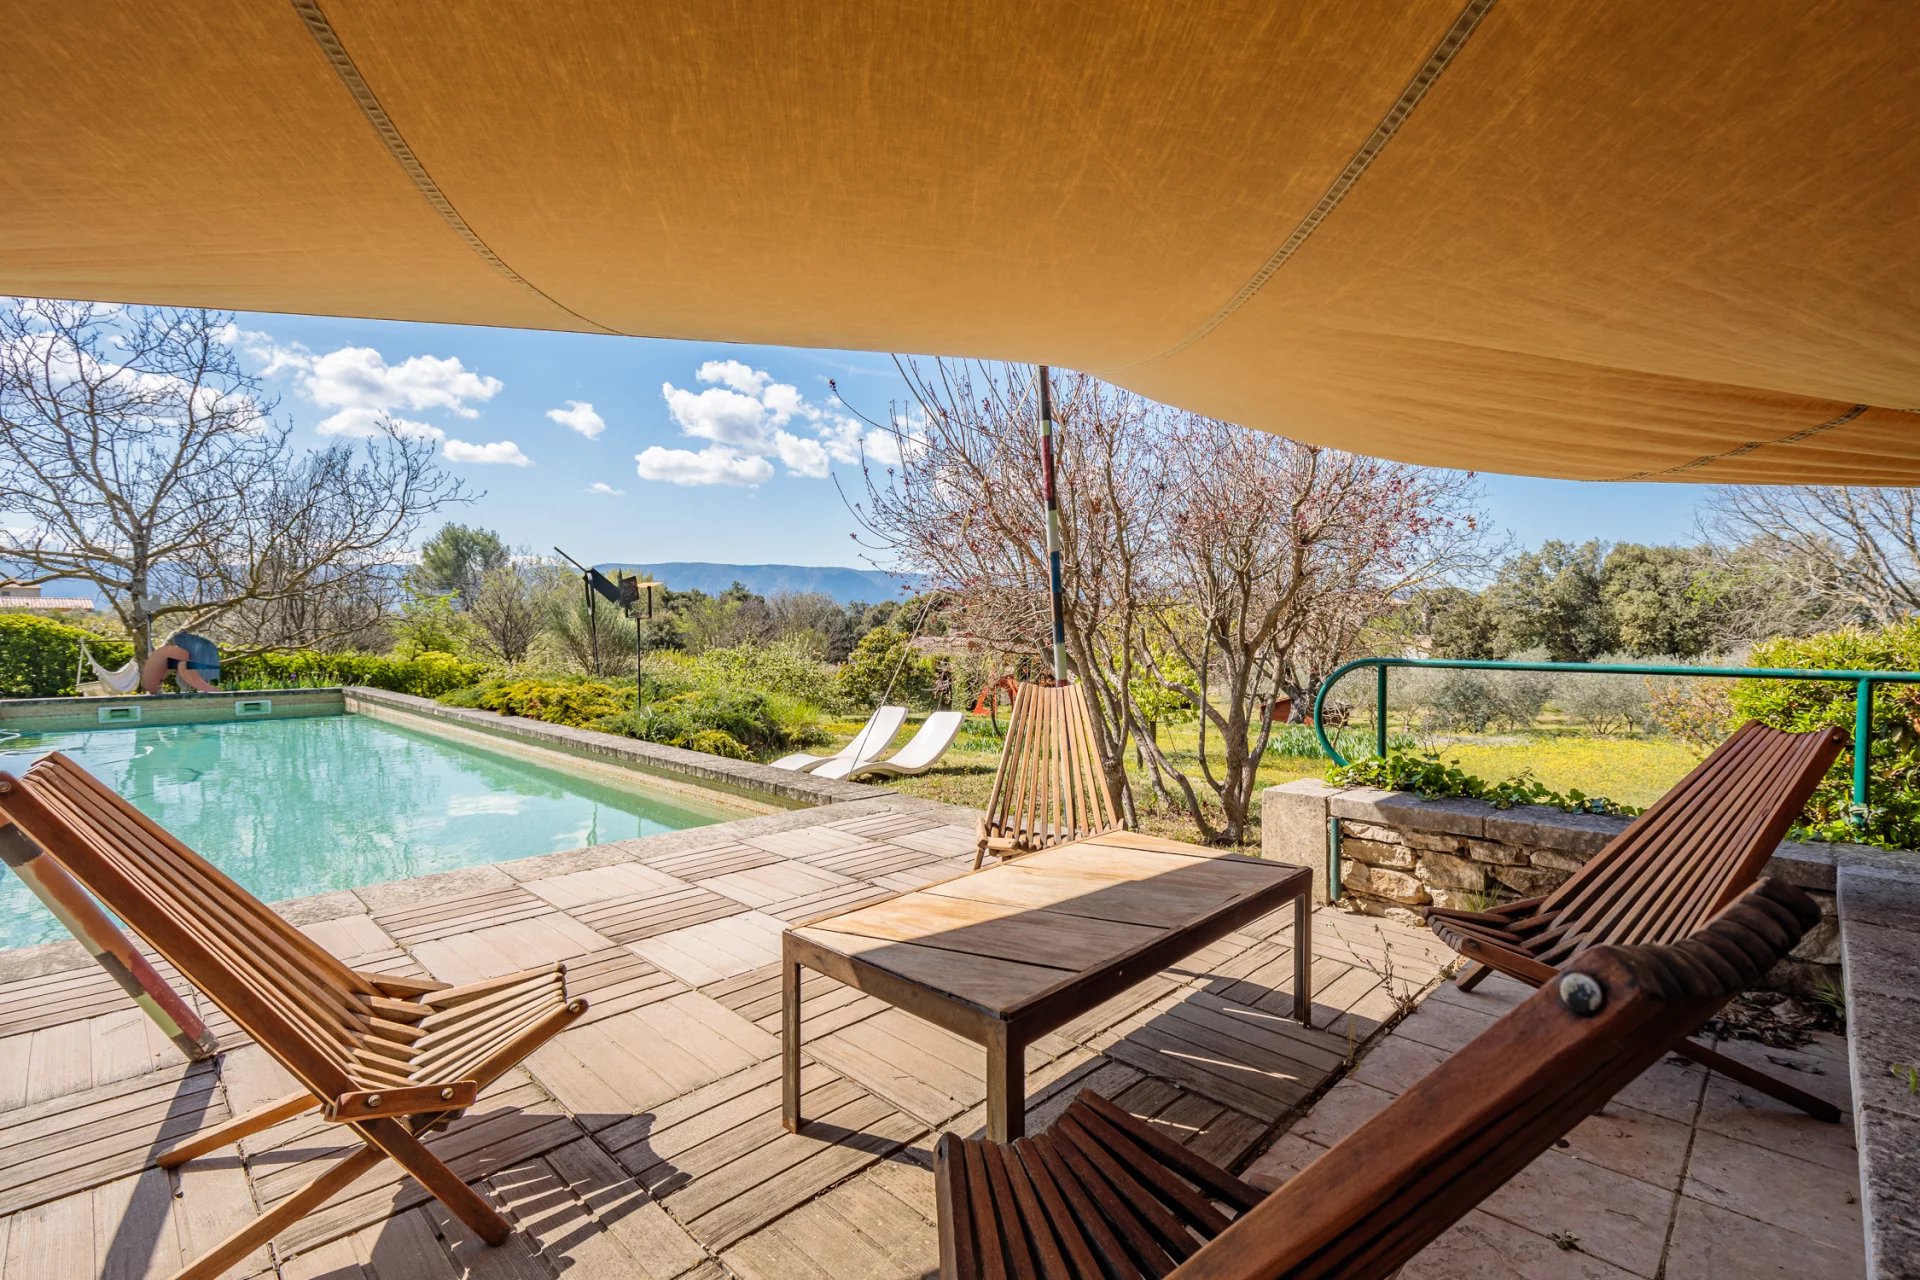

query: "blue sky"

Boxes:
[232, 310, 1716, 568]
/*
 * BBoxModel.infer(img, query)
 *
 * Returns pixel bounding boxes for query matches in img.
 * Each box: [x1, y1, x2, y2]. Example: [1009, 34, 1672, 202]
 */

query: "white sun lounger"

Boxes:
[812, 710, 965, 781]
[771, 705, 907, 772]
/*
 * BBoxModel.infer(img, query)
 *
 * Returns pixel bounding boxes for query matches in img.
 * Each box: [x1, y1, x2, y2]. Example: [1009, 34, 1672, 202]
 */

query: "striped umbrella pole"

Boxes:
[0, 823, 218, 1061]
[1038, 366, 1069, 683]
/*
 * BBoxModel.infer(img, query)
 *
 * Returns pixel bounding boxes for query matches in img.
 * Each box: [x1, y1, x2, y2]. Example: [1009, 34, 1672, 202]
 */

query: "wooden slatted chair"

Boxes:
[936, 877, 1820, 1280]
[0, 752, 587, 1280]
[1425, 718, 1846, 1119]
[975, 681, 1124, 868]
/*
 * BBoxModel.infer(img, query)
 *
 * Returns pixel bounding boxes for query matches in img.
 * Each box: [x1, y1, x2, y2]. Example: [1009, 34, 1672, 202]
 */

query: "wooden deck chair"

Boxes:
[1425, 718, 1846, 1119]
[935, 877, 1821, 1280]
[974, 681, 1123, 868]
[0, 752, 586, 1280]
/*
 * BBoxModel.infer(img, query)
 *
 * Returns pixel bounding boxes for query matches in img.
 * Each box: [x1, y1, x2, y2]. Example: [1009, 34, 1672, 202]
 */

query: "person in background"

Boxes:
[140, 631, 221, 693]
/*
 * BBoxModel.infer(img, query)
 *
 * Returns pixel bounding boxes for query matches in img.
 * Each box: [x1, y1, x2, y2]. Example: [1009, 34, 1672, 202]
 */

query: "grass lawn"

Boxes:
[811, 712, 1704, 847]
[1434, 734, 1701, 809]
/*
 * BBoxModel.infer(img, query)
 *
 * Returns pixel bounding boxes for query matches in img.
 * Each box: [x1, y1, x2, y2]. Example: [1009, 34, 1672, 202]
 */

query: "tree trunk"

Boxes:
[128, 560, 153, 662]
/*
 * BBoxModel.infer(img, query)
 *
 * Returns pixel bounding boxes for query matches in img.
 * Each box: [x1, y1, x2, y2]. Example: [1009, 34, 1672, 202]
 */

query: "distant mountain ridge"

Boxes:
[597, 562, 922, 605]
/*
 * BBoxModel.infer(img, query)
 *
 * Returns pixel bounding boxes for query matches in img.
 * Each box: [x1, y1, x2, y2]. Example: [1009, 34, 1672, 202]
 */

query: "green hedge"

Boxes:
[1732, 621, 1920, 848]
[223, 650, 489, 698]
[0, 614, 132, 697]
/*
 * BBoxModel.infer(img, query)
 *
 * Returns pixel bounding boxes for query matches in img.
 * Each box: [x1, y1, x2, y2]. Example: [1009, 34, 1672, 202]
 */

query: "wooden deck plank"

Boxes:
[763, 882, 896, 925]
[702, 964, 889, 1038]
[637, 843, 783, 880]
[3, 1179, 94, 1279]
[554, 948, 685, 1024]
[528, 993, 777, 1126]
[744, 827, 871, 859]
[628, 912, 785, 986]
[824, 812, 949, 840]
[0, 1063, 224, 1216]
[539, 1139, 708, 1280]
[372, 886, 555, 946]
[409, 915, 612, 985]
[694, 862, 857, 912]
[572, 887, 746, 946]
[720, 1159, 941, 1280]
[278, 1206, 461, 1280]
[794, 843, 935, 880]
[522, 862, 685, 911]
[1103, 1018, 1315, 1121]
[668, 1089, 923, 1249]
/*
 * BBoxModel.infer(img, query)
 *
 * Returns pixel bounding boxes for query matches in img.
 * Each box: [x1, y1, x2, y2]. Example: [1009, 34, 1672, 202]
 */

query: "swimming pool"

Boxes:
[0, 713, 748, 950]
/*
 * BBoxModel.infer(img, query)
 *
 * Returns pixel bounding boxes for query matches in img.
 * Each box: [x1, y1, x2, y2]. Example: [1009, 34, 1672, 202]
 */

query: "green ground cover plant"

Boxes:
[1327, 748, 1641, 816]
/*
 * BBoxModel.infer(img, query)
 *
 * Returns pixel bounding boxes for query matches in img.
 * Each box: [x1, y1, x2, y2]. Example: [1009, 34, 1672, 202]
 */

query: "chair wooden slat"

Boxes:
[1424, 720, 1845, 1118]
[936, 878, 1821, 1280]
[976, 681, 1125, 868]
[0, 752, 587, 1280]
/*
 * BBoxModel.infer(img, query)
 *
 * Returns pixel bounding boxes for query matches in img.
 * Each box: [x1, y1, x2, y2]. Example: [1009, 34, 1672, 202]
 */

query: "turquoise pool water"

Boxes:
[0, 713, 743, 950]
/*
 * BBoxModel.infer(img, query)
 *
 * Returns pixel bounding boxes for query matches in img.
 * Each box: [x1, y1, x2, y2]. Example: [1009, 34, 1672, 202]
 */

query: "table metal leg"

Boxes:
[985, 1023, 1024, 1143]
[782, 948, 803, 1133]
[1294, 891, 1313, 1027]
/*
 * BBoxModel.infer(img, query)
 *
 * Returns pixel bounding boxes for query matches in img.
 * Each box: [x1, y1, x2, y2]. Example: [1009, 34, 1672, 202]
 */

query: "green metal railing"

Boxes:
[1312, 656, 1920, 827]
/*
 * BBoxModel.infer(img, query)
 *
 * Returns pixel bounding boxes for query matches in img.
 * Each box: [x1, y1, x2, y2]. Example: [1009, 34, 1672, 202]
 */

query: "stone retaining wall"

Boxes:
[1262, 778, 1854, 991]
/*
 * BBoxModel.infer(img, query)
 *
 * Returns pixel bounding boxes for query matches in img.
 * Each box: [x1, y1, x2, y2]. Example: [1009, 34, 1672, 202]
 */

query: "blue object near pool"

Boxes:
[0, 713, 746, 951]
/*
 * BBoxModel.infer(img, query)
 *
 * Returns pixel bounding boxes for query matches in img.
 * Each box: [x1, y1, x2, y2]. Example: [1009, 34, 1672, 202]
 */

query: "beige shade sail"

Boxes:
[4, 1, 1918, 483]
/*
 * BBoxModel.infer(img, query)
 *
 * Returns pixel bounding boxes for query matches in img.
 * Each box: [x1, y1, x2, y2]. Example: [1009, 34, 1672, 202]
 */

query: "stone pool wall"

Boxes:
[1262, 778, 1853, 992]
[0, 686, 345, 732]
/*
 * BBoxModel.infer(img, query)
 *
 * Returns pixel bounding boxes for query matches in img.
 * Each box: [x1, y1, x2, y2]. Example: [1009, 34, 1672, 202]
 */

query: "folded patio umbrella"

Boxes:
[4, 1, 1917, 482]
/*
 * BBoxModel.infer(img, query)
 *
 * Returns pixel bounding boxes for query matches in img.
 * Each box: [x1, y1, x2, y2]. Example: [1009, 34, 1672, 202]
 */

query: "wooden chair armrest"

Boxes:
[325, 1080, 478, 1121]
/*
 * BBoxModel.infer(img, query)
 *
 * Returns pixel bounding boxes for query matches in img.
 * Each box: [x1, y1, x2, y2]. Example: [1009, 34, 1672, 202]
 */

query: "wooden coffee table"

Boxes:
[781, 831, 1313, 1142]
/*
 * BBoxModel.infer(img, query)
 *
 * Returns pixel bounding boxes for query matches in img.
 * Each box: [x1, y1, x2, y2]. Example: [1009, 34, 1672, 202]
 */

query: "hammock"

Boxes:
[77, 641, 141, 695]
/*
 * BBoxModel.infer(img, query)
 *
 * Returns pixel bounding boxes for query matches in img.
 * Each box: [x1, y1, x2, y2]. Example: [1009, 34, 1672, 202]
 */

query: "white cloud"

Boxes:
[643, 361, 873, 486]
[662, 382, 774, 450]
[697, 359, 772, 395]
[306, 347, 500, 418]
[443, 439, 532, 466]
[225, 326, 503, 441]
[314, 406, 444, 441]
[771, 430, 830, 479]
[635, 445, 773, 487]
[587, 481, 626, 496]
[547, 400, 606, 439]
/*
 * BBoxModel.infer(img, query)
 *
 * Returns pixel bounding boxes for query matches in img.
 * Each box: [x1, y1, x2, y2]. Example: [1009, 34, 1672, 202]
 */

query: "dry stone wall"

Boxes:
[1261, 778, 1845, 991]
